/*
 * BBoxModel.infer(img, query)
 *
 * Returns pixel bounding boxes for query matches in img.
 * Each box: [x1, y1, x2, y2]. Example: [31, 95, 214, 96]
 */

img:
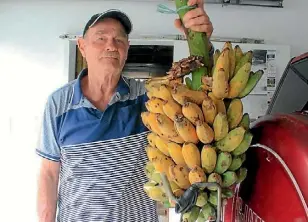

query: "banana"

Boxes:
[155, 84, 173, 101]
[214, 47, 230, 80]
[234, 51, 253, 75]
[212, 68, 229, 99]
[145, 97, 165, 114]
[234, 45, 244, 66]
[214, 152, 232, 174]
[174, 115, 199, 144]
[197, 211, 206, 222]
[208, 92, 226, 115]
[173, 189, 185, 198]
[147, 186, 168, 202]
[143, 181, 157, 193]
[208, 192, 218, 206]
[200, 203, 216, 221]
[162, 98, 182, 121]
[171, 84, 207, 105]
[201, 97, 217, 125]
[227, 98, 243, 130]
[232, 131, 253, 156]
[169, 164, 191, 189]
[201, 145, 217, 174]
[156, 113, 181, 140]
[196, 191, 208, 207]
[195, 120, 214, 144]
[147, 132, 157, 147]
[228, 62, 252, 98]
[216, 126, 246, 152]
[141, 112, 164, 137]
[213, 49, 221, 67]
[188, 165, 207, 184]
[150, 171, 162, 184]
[213, 112, 229, 141]
[236, 167, 248, 183]
[144, 161, 155, 180]
[182, 206, 200, 222]
[182, 142, 201, 169]
[154, 135, 170, 156]
[228, 154, 244, 171]
[207, 173, 222, 191]
[182, 101, 204, 125]
[238, 70, 264, 98]
[222, 171, 238, 187]
[145, 145, 165, 162]
[239, 113, 250, 131]
[152, 155, 175, 180]
[222, 188, 234, 199]
[223, 41, 236, 79]
[167, 141, 186, 165]
[147, 91, 155, 99]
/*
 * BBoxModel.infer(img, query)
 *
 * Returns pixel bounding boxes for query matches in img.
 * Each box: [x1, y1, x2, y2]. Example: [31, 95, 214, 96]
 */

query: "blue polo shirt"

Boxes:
[36, 69, 158, 222]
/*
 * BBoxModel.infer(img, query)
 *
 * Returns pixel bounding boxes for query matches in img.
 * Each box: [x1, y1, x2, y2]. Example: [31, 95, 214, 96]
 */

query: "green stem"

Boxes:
[175, 0, 210, 90]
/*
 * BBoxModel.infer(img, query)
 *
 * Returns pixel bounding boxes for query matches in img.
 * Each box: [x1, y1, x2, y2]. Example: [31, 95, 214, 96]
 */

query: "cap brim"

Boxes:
[89, 10, 132, 35]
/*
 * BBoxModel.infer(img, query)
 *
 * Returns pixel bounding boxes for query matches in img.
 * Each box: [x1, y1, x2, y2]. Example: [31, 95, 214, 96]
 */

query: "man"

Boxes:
[36, 1, 214, 221]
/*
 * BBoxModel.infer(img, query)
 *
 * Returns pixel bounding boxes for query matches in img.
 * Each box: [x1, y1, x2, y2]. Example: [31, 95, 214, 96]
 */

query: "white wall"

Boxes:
[0, 0, 307, 221]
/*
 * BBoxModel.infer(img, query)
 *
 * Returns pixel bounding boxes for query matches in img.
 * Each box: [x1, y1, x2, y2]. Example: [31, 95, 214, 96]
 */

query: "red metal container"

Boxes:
[223, 111, 308, 222]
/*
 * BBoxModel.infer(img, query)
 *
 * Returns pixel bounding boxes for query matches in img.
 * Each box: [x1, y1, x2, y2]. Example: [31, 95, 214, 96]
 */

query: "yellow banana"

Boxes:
[182, 101, 204, 125]
[147, 186, 168, 202]
[154, 135, 170, 156]
[147, 132, 157, 147]
[213, 112, 229, 141]
[147, 91, 155, 99]
[227, 99, 243, 130]
[162, 98, 182, 121]
[174, 115, 199, 144]
[234, 45, 244, 66]
[213, 49, 221, 67]
[195, 120, 214, 144]
[212, 68, 229, 99]
[169, 164, 191, 189]
[208, 92, 226, 115]
[148, 84, 173, 101]
[202, 97, 217, 125]
[182, 142, 201, 169]
[156, 113, 179, 139]
[214, 47, 230, 80]
[228, 62, 252, 98]
[167, 141, 186, 165]
[145, 145, 166, 162]
[189, 165, 207, 184]
[141, 112, 164, 137]
[152, 155, 175, 180]
[223, 41, 236, 79]
[215, 126, 246, 152]
[201, 145, 217, 174]
[171, 84, 207, 105]
[145, 97, 165, 114]
[144, 161, 155, 180]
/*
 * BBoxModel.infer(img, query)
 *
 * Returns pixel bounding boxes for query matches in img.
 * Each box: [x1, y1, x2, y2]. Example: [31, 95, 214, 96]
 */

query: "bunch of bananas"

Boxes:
[141, 42, 264, 222]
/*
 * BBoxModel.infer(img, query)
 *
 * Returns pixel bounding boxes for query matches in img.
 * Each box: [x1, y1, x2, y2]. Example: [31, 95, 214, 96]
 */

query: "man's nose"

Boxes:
[105, 39, 117, 51]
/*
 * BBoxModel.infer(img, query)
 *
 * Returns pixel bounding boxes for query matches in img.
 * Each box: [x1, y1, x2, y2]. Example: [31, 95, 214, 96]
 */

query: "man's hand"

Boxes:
[174, 0, 213, 39]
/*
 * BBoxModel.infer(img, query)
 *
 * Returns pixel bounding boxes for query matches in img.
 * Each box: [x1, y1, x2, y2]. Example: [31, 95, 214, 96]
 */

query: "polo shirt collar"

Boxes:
[72, 68, 130, 106]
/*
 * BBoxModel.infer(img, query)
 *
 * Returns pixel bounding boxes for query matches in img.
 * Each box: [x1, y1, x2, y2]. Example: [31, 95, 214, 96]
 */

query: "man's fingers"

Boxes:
[189, 24, 213, 36]
[184, 15, 209, 29]
[182, 8, 206, 23]
[174, 18, 185, 33]
[188, 0, 204, 7]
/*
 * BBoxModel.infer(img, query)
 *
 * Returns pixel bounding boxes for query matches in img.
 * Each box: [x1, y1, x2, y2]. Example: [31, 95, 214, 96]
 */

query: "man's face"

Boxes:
[78, 18, 129, 76]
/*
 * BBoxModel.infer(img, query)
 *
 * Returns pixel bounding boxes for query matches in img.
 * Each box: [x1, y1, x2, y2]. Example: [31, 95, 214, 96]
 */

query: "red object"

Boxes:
[223, 112, 308, 222]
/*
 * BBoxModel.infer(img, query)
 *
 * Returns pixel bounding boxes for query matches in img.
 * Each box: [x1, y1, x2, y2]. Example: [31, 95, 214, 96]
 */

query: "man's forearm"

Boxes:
[37, 163, 59, 222]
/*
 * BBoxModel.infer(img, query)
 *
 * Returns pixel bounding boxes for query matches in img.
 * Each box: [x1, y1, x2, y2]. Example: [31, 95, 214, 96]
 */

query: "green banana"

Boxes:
[200, 203, 216, 221]
[228, 155, 243, 171]
[232, 131, 253, 156]
[150, 171, 162, 184]
[239, 113, 250, 131]
[234, 51, 253, 74]
[208, 192, 218, 206]
[234, 45, 244, 66]
[185, 77, 193, 90]
[222, 188, 234, 199]
[144, 161, 155, 180]
[238, 70, 264, 98]
[207, 173, 222, 191]
[236, 167, 248, 183]
[182, 206, 200, 222]
[214, 152, 232, 174]
[196, 191, 208, 207]
[216, 126, 246, 152]
[222, 171, 238, 187]
[196, 212, 206, 222]
[175, 0, 210, 90]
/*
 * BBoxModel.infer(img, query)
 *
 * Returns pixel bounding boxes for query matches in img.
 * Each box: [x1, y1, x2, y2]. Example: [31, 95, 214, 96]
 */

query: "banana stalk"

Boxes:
[175, 0, 210, 90]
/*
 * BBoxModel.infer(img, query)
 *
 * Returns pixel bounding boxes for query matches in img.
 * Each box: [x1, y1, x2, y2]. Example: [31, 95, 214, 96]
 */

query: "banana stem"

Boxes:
[160, 173, 178, 202]
[175, 0, 210, 90]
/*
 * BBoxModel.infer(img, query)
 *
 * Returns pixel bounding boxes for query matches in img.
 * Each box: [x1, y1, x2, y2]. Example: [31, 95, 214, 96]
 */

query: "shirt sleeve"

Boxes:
[36, 95, 61, 162]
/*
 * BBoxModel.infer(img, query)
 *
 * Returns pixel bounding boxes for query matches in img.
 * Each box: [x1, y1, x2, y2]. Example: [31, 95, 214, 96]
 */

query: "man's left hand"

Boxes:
[174, 0, 214, 39]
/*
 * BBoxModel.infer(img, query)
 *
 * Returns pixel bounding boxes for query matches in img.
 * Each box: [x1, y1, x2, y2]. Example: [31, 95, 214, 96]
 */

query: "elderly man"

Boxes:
[36, 1, 214, 221]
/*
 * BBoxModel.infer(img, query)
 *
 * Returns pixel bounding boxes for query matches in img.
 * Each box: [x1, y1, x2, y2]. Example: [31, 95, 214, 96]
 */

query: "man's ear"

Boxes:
[77, 37, 86, 57]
